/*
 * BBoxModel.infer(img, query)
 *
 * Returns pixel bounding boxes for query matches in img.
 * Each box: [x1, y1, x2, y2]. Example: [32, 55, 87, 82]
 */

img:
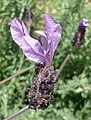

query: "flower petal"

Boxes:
[44, 13, 62, 63]
[10, 18, 29, 47]
[21, 35, 47, 64]
[44, 13, 62, 51]
[35, 30, 48, 51]
[35, 30, 47, 37]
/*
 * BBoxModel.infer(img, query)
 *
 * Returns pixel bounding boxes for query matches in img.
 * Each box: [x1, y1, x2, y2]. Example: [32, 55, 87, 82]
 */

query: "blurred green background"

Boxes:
[0, 0, 91, 120]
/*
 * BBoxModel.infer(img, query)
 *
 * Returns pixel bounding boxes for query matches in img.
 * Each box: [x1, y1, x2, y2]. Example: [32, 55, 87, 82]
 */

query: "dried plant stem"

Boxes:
[0, 66, 34, 85]
[54, 54, 70, 81]
[5, 105, 29, 120]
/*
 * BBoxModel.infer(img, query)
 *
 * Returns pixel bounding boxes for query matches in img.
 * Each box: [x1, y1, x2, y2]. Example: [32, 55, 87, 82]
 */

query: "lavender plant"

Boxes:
[5, 15, 89, 119]
[10, 13, 62, 109]
[10, 13, 88, 110]
[1, 0, 91, 120]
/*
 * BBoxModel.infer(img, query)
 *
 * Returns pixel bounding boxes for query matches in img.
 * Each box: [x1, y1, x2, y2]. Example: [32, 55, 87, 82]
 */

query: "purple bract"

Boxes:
[10, 13, 62, 66]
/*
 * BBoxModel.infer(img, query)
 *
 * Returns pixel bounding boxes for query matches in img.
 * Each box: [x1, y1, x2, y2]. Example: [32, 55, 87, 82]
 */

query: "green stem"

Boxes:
[5, 105, 29, 120]
[0, 66, 34, 85]
[54, 49, 73, 82]
[54, 52, 72, 81]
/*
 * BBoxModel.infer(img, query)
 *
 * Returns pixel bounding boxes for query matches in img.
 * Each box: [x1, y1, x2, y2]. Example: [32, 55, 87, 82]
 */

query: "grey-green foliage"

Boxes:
[0, 0, 91, 120]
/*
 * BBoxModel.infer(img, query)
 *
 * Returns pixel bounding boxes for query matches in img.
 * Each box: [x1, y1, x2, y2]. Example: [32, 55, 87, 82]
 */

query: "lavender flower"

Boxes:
[72, 18, 88, 47]
[10, 13, 62, 66]
[10, 13, 62, 110]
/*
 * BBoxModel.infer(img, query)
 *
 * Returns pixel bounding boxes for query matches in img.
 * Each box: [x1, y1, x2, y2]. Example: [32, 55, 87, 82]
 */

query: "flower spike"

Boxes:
[72, 18, 88, 47]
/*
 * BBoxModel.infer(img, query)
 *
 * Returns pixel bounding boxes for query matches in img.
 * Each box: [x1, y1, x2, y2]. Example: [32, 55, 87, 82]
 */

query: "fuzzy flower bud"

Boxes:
[72, 18, 88, 47]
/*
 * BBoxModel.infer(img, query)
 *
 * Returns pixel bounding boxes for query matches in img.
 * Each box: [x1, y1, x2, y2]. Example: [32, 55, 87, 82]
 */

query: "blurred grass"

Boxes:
[0, 0, 91, 120]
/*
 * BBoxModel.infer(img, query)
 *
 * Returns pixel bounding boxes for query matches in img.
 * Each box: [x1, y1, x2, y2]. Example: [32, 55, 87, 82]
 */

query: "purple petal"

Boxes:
[35, 30, 48, 51]
[10, 18, 29, 47]
[44, 13, 62, 63]
[80, 18, 88, 27]
[44, 13, 62, 50]
[35, 30, 47, 37]
[21, 35, 47, 64]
